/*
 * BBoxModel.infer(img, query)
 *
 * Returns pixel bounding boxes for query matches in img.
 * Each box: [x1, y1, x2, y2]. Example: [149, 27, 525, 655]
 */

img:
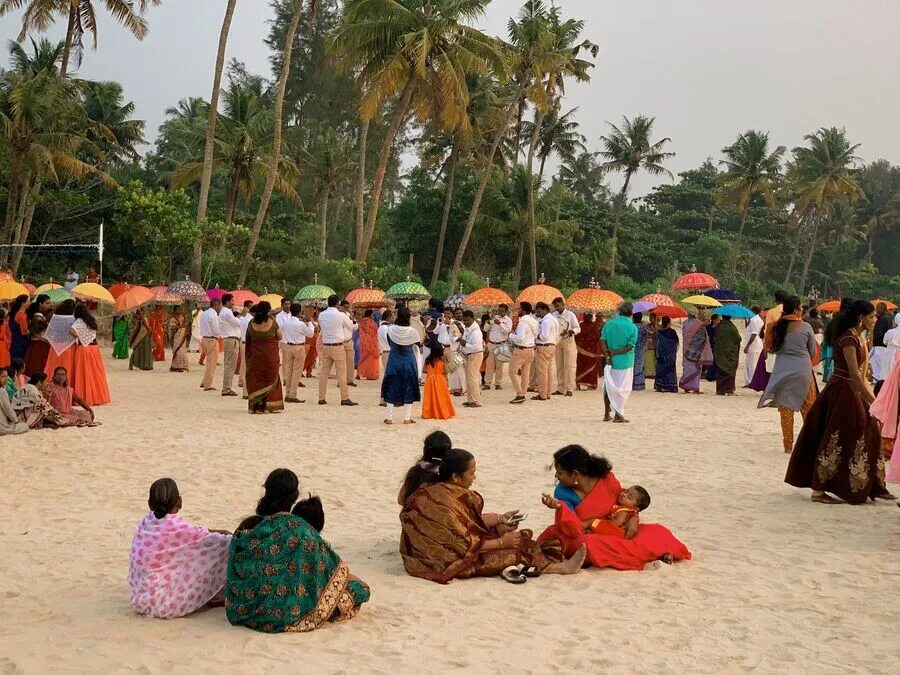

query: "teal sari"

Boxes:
[225, 514, 369, 633]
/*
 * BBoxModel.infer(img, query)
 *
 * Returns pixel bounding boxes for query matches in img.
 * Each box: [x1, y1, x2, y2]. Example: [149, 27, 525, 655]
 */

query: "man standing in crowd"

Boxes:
[601, 301, 638, 423]
[483, 304, 513, 391]
[199, 298, 222, 392]
[742, 305, 764, 387]
[217, 294, 242, 397]
[238, 300, 254, 393]
[552, 296, 580, 397]
[317, 294, 357, 406]
[281, 302, 315, 403]
[508, 302, 538, 404]
[533, 302, 559, 401]
[340, 300, 359, 387]
[459, 310, 485, 408]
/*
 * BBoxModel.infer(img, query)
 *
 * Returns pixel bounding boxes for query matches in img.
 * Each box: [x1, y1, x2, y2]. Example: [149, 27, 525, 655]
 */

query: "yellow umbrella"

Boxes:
[71, 282, 115, 304]
[258, 293, 283, 307]
[35, 283, 63, 294]
[682, 295, 722, 308]
[0, 280, 30, 301]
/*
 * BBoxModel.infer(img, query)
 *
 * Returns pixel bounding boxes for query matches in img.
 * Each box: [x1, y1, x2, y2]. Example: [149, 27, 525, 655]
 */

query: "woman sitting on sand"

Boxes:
[226, 468, 370, 632]
[129, 478, 232, 619]
[397, 430, 453, 504]
[400, 448, 586, 584]
[537, 445, 691, 570]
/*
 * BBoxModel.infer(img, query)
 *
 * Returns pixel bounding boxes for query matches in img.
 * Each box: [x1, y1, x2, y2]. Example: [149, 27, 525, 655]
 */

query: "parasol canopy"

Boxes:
[705, 288, 741, 304]
[152, 292, 184, 307]
[71, 282, 114, 304]
[386, 278, 430, 301]
[640, 292, 678, 307]
[444, 293, 467, 310]
[114, 285, 156, 313]
[35, 283, 62, 294]
[464, 285, 513, 310]
[149, 285, 169, 296]
[22, 282, 36, 296]
[712, 305, 755, 319]
[872, 299, 898, 311]
[258, 293, 284, 307]
[108, 282, 131, 299]
[566, 287, 623, 314]
[346, 286, 388, 309]
[682, 295, 722, 308]
[230, 289, 260, 307]
[651, 305, 689, 319]
[672, 269, 719, 292]
[295, 284, 336, 306]
[0, 280, 30, 301]
[816, 300, 841, 313]
[206, 285, 227, 302]
[631, 300, 657, 314]
[166, 278, 208, 303]
[518, 274, 563, 307]
[44, 288, 74, 304]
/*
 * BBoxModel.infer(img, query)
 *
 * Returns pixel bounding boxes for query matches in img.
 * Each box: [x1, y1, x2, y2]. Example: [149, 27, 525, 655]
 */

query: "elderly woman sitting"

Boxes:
[399, 448, 585, 584]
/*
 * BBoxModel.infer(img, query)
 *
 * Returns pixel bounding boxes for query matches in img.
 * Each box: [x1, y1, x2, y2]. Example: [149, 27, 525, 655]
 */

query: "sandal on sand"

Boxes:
[520, 565, 541, 578]
[403, 419, 417, 425]
[811, 493, 842, 504]
[383, 420, 393, 425]
[501, 566, 527, 584]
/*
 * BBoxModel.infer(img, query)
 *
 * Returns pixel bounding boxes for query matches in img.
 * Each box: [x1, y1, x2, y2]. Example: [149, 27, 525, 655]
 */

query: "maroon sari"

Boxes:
[245, 321, 284, 413]
[575, 319, 602, 389]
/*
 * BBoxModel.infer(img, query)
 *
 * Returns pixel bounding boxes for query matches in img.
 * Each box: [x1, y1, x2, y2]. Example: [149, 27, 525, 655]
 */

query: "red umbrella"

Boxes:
[672, 271, 718, 292]
[651, 305, 688, 319]
[231, 289, 260, 306]
[108, 282, 131, 299]
[640, 292, 678, 307]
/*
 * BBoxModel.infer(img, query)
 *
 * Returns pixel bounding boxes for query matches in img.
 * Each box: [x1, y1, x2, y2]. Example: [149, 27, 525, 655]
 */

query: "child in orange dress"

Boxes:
[422, 345, 455, 420]
[589, 485, 650, 538]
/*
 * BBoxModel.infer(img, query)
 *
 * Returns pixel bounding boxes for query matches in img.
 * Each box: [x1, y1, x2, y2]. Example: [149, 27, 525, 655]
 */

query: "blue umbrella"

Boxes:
[712, 305, 755, 319]
[705, 288, 742, 304]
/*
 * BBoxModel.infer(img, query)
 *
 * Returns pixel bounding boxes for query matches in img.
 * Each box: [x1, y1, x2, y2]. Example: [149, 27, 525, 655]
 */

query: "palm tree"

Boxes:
[301, 124, 355, 256]
[855, 160, 900, 264]
[0, 0, 161, 75]
[82, 80, 145, 163]
[789, 127, 865, 292]
[522, 105, 586, 185]
[599, 114, 675, 278]
[191, 0, 237, 280]
[717, 130, 785, 283]
[558, 151, 605, 204]
[333, 0, 504, 263]
[238, 0, 304, 287]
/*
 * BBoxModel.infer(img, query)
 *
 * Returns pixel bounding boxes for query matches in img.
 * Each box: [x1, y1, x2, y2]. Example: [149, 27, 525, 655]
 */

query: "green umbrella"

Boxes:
[44, 288, 73, 304]
[294, 283, 336, 306]
[386, 279, 430, 301]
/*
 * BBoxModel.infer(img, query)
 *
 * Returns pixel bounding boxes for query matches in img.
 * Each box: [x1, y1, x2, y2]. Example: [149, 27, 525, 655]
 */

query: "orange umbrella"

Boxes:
[464, 287, 514, 310]
[114, 285, 155, 313]
[817, 300, 841, 313]
[517, 276, 563, 307]
[231, 289, 260, 306]
[872, 299, 898, 311]
[346, 287, 388, 308]
[672, 271, 718, 292]
[652, 305, 689, 319]
[108, 282, 132, 299]
[640, 292, 678, 307]
[566, 287, 624, 313]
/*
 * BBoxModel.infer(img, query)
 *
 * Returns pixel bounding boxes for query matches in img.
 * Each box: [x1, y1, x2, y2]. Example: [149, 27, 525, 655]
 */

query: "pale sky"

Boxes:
[2, 0, 898, 195]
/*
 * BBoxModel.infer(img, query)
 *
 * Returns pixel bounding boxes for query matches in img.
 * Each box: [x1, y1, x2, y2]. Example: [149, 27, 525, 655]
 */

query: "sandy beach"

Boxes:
[1, 353, 897, 674]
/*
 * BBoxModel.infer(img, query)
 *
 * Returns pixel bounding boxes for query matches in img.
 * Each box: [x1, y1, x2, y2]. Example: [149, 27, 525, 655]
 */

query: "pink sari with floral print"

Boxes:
[128, 513, 232, 619]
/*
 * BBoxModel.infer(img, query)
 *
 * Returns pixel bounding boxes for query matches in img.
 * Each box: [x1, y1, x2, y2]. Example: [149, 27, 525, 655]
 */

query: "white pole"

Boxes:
[99, 221, 104, 284]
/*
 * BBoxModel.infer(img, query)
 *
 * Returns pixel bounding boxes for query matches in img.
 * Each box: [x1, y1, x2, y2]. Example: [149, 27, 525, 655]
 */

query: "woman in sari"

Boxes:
[0, 369, 28, 435]
[226, 468, 369, 632]
[538, 445, 691, 570]
[12, 373, 61, 429]
[654, 316, 679, 393]
[168, 306, 190, 372]
[7, 294, 30, 361]
[644, 314, 658, 378]
[703, 315, 720, 382]
[149, 306, 167, 362]
[48, 366, 94, 426]
[632, 313, 648, 391]
[245, 301, 284, 414]
[713, 315, 741, 395]
[786, 300, 896, 504]
[24, 294, 51, 375]
[680, 312, 712, 393]
[112, 314, 130, 359]
[575, 313, 603, 390]
[130, 478, 232, 619]
[356, 310, 380, 380]
[400, 448, 585, 584]
[129, 308, 154, 371]
[71, 304, 111, 406]
[0, 308, 10, 369]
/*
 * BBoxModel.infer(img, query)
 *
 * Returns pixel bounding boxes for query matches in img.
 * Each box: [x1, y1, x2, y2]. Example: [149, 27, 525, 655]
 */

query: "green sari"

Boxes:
[112, 316, 130, 359]
[128, 319, 154, 371]
[226, 514, 370, 633]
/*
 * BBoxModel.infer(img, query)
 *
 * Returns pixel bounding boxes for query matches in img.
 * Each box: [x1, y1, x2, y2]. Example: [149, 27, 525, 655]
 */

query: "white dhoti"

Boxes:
[871, 346, 890, 382]
[744, 345, 762, 386]
[603, 365, 633, 417]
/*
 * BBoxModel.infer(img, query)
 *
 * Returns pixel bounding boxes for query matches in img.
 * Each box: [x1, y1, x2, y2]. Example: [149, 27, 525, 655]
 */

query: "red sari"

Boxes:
[537, 472, 691, 571]
[149, 309, 167, 362]
[357, 317, 380, 380]
[575, 319, 602, 389]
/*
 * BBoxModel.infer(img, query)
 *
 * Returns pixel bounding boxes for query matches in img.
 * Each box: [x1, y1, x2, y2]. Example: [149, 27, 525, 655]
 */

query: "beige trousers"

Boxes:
[509, 348, 535, 396]
[201, 338, 219, 389]
[345, 340, 356, 380]
[222, 337, 239, 393]
[535, 345, 556, 398]
[319, 344, 348, 401]
[555, 337, 577, 394]
[283, 344, 307, 399]
[465, 352, 484, 404]
[484, 342, 506, 386]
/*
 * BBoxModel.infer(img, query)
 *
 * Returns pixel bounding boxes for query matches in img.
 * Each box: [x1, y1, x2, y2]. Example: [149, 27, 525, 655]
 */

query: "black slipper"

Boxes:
[501, 566, 527, 584]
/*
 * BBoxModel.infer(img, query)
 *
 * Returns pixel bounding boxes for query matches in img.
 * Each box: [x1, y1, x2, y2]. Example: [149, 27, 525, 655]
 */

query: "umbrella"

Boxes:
[22, 282, 36, 296]
[108, 282, 131, 299]
[71, 282, 115, 304]
[166, 278, 208, 303]
[0, 269, 13, 282]
[640, 292, 678, 307]
[115, 285, 156, 313]
[44, 288, 74, 304]
[518, 274, 563, 307]
[0, 280, 30, 301]
[631, 300, 657, 314]
[872, 299, 898, 311]
[149, 285, 169, 296]
[230, 289, 260, 306]
[258, 293, 284, 307]
[35, 283, 62, 294]
[682, 295, 722, 308]
[672, 270, 719, 292]
[566, 288, 623, 314]
[206, 284, 228, 302]
[295, 275, 336, 306]
[153, 292, 184, 306]
[444, 291, 467, 310]
[816, 300, 840, 312]
[386, 278, 430, 301]
[651, 305, 688, 319]
[346, 287, 388, 309]
[712, 305, 755, 319]
[464, 286, 514, 310]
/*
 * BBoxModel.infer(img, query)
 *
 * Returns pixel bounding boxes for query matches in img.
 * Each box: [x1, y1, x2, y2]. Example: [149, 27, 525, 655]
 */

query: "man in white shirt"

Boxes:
[218, 294, 242, 396]
[281, 302, 316, 403]
[483, 303, 513, 391]
[533, 301, 559, 401]
[437, 310, 467, 395]
[377, 309, 394, 406]
[459, 310, 485, 407]
[508, 301, 538, 404]
[238, 300, 254, 392]
[743, 305, 764, 387]
[552, 297, 581, 397]
[340, 300, 359, 387]
[275, 297, 292, 375]
[199, 298, 222, 391]
[317, 294, 358, 405]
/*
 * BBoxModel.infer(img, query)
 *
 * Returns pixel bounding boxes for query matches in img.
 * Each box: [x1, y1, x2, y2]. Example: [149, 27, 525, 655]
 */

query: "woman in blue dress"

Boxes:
[381, 307, 421, 425]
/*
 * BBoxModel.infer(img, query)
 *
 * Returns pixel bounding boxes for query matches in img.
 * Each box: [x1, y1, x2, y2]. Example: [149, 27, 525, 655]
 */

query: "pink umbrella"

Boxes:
[230, 289, 260, 306]
[206, 284, 227, 302]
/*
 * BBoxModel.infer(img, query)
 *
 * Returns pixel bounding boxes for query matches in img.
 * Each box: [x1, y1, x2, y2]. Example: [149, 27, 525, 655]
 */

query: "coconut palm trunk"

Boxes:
[11, 178, 40, 274]
[608, 172, 632, 279]
[525, 106, 546, 285]
[798, 212, 824, 294]
[192, 0, 238, 281]
[238, 0, 303, 287]
[319, 191, 330, 257]
[358, 76, 417, 262]
[430, 140, 458, 289]
[729, 209, 748, 283]
[354, 120, 368, 259]
[60, 1, 78, 75]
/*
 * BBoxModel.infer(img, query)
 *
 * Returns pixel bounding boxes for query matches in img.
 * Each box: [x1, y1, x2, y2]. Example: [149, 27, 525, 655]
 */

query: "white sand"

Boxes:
[1, 353, 897, 674]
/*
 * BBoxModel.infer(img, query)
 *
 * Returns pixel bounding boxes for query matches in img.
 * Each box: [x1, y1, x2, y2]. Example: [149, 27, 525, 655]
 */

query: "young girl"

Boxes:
[129, 478, 232, 619]
[422, 344, 455, 420]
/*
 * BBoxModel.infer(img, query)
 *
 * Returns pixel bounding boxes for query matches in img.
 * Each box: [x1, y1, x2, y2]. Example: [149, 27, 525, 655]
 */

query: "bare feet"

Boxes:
[544, 544, 587, 575]
[660, 553, 675, 564]
[811, 492, 842, 504]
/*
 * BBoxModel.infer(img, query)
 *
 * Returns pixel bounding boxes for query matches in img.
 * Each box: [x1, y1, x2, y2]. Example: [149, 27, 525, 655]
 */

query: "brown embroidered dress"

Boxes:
[785, 330, 890, 503]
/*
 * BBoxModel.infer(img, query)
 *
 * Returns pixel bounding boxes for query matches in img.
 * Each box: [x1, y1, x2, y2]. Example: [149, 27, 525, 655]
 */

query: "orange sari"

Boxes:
[422, 361, 455, 419]
[357, 317, 380, 380]
[149, 309, 167, 362]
